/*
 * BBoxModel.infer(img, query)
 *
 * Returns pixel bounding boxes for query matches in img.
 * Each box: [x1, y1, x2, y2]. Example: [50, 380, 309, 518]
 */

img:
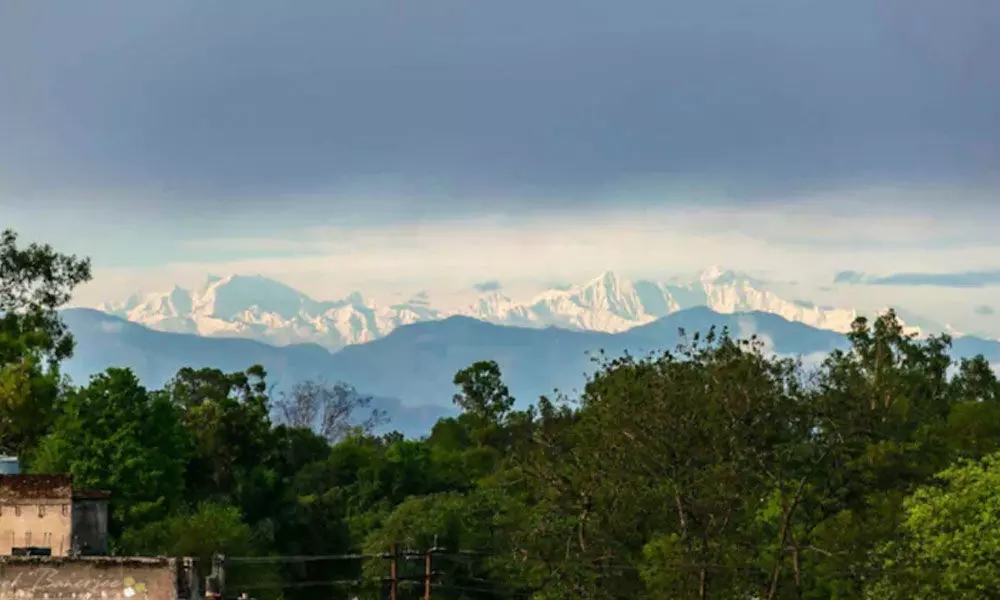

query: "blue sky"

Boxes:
[1, 1, 999, 327]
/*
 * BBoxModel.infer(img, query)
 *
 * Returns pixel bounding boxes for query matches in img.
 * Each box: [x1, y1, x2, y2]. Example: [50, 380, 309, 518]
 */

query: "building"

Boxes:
[0, 469, 110, 556]
[0, 555, 199, 600]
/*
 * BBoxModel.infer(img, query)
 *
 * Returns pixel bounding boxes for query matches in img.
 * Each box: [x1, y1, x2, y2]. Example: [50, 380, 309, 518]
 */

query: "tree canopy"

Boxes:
[0, 228, 91, 455]
[6, 227, 1000, 600]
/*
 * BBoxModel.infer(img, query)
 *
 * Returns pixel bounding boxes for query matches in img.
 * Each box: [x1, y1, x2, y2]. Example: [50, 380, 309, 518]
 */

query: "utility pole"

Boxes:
[425, 535, 439, 600]
[424, 547, 432, 600]
[389, 542, 398, 600]
[204, 554, 225, 600]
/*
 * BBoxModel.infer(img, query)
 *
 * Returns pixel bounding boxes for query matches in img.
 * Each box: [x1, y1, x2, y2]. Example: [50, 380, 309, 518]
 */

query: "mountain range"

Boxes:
[97, 267, 879, 350]
[61, 305, 1000, 438]
[79, 266, 995, 437]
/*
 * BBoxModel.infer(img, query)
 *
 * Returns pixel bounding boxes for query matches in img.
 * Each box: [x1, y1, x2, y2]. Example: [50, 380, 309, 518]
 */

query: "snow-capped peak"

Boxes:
[94, 268, 870, 350]
[700, 265, 729, 283]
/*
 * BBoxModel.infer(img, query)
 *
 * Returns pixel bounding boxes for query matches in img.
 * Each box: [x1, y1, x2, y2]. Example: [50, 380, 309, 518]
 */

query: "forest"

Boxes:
[3, 226, 1000, 600]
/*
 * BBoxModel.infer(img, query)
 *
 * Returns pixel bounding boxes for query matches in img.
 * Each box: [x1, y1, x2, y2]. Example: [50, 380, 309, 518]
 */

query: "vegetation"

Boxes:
[5, 227, 1000, 599]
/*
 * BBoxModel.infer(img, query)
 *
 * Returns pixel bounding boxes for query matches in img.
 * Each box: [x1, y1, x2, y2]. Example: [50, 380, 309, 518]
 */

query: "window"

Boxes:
[38, 505, 45, 517]
[61, 504, 68, 517]
[13, 506, 20, 517]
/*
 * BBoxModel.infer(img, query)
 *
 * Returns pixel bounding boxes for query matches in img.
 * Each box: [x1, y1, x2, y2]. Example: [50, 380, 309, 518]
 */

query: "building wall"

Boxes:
[0, 501, 72, 556]
[0, 556, 196, 600]
[0, 476, 109, 557]
[70, 500, 108, 555]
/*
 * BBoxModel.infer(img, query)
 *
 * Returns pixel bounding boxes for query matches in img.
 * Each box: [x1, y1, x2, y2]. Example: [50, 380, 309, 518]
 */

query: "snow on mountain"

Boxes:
[685, 267, 861, 333]
[99, 274, 444, 349]
[97, 267, 868, 350]
[476, 267, 861, 335]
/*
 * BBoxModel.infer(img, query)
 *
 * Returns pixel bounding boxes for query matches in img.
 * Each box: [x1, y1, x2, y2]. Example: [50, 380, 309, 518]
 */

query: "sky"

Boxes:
[2, 1, 999, 330]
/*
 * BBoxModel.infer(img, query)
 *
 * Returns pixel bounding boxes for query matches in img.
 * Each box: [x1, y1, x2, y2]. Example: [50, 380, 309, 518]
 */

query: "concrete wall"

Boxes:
[0, 556, 197, 600]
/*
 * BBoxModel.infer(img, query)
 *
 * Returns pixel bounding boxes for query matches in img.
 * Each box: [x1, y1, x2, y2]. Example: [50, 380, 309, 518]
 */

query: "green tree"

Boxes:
[165, 365, 274, 502]
[944, 355, 1000, 459]
[121, 501, 255, 558]
[0, 359, 61, 459]
[452, 361, 515, 447]
[362, 490, 508, 599]
[0, 228, 93, 366]
[0, 228, 91, 455]
[32, 368, 191, 538]
[452, 361, 514, 422]
[573, 332, 806, 600]
[122, 502, 284, 600]
[797, 311, 963, 598]
[866, 451, 1000, 599]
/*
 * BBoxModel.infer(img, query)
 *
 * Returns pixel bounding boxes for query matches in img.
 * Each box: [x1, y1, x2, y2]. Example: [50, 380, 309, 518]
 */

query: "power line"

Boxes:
[220, 547, 901, 599]
[226, 553, 375, 563]
[225, 549, 491, 563]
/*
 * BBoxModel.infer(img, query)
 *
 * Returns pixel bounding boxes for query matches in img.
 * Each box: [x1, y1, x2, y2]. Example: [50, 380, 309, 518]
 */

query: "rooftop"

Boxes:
[0, 474, 109, 501]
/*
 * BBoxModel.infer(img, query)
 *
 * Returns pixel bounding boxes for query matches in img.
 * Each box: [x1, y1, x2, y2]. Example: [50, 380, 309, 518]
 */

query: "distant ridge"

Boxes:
[94, 267, 872, 350]
[61, 306, 1000, 438]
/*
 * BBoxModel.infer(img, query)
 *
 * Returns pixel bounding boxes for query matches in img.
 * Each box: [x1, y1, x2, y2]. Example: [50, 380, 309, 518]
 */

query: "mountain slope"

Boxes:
[63, 306, 997, 432]
[60, 308, 454, 437]
[96, 267, 863, 350]
[325, 307, 851, 405]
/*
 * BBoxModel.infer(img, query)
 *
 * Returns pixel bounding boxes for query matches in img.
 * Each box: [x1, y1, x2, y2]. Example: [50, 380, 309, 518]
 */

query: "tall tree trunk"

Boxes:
[791, 530, 802, 599]
[675, 493, 687, 536]
[767, 477, 809, 600]
[699, 533, 710, 600]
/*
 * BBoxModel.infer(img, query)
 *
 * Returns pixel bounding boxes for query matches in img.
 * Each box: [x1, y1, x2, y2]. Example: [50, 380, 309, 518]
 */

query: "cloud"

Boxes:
[834, 269, 1000, 288]
[734, 316, 776, 353]
[976, 305, 995, 316]
[833, 271, 867, 284]
[732, 316, 830, 370]
[473, 280, 502, 293]
[2, 0, 998, 213]
[65, 199, 1000, 308]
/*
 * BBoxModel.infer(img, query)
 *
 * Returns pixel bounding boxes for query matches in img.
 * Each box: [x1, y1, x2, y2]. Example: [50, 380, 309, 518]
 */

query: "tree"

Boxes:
[569, 331, 806, 600]
[362, 491, 506, 597]
[122, 502, 284, 600]
[121, 501, 255, 558]
[497, 312, 993, 600]
[0, 229, 91, 455]
[274, 378, 386, 444]
[452, 361, 516, 450]
[32, 368, 191, 538]
[865, 451, 1000, 599]
[795, 311, 962, 598]
[0, 228, 92, 367]
[165, 365, 274, 501]
[453, 361, 515, 424]
[0, 358, 61, 458]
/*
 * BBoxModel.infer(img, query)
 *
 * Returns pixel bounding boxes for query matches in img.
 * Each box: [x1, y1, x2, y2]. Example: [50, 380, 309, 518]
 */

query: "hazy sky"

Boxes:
[2, 1, 999, 327]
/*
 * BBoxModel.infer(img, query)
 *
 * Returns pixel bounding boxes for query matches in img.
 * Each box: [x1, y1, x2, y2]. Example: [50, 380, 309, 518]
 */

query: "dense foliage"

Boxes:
[5, 227, 1000, 599]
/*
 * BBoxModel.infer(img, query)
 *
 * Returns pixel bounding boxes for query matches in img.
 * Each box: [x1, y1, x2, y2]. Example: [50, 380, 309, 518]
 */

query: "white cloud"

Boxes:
[63, 187, 1000, 339]
[734, 316, 776, 353]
